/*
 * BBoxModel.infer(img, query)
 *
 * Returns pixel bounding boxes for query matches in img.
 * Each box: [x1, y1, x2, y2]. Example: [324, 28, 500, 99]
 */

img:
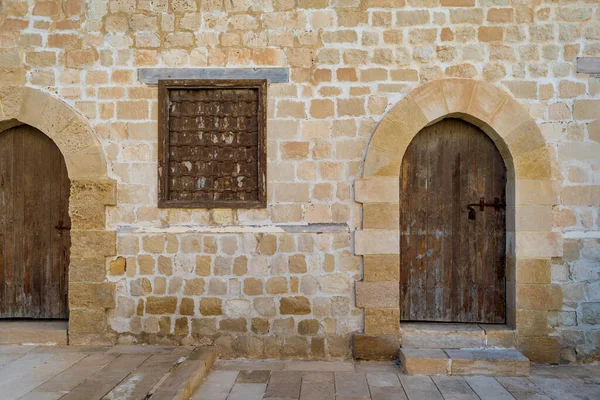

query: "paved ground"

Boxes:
[1, 344, 599, 400]
[0, 344, 197, 400]
[193, 359, 600, 400]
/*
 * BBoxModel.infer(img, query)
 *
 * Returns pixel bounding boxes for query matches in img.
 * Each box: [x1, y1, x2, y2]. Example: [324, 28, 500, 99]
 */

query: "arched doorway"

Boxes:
[400, 118, 506, 323]
[0, 125, 70, 319]
[354, 79, 561, 363]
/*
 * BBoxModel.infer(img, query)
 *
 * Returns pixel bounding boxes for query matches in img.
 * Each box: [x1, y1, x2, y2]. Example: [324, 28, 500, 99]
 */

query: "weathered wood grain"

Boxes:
[0, 125, 70, 319]
[400, 118, 506, 323]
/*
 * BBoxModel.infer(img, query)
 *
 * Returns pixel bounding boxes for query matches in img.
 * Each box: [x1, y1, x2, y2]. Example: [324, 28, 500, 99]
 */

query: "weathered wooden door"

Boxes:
[0, 125, 70, 319]
[400, 118, 506, 323]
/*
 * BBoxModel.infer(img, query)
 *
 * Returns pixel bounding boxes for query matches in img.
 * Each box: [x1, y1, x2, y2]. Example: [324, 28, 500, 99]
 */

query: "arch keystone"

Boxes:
[440, 78, 477, 113]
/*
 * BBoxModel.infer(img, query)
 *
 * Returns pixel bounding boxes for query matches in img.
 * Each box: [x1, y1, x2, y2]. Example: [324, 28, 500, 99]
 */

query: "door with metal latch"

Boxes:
[400, 118, 506, 323]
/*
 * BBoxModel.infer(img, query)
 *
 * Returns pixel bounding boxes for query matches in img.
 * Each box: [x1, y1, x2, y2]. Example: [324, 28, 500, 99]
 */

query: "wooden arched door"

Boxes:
[0, 125, 70, 319]
[400, 118, 506, 323]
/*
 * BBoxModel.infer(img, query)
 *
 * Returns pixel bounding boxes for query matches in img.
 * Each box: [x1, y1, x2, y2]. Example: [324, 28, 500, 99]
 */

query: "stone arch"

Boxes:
[353, 79, 563, 364]
[0, 86, 117, 345]
[0, 86, 107, 179]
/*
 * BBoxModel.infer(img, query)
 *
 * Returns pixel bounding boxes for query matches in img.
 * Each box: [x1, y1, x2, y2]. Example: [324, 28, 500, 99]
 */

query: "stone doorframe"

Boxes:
[0, 86, 117, 345]
[353, 79, 563, 363]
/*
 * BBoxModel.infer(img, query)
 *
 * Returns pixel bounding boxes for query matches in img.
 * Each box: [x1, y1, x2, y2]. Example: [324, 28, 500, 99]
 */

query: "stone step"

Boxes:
[148, 346, 218, 400]
[400, 322, 515, 349]
[400, 348, 530, 377]
[0, 320, 67, 345]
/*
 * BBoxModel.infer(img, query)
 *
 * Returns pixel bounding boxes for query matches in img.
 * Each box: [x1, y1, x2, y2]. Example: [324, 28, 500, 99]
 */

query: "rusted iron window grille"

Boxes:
[158, 80, 267, 208]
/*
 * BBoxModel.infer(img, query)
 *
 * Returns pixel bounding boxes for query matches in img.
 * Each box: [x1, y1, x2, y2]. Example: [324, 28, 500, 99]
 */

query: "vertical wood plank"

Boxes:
[400, 119, 506, 323]
[0, 126, 70, 319]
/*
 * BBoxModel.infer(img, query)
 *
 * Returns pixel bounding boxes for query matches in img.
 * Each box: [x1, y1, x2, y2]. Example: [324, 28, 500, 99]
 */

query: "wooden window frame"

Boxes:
[157, 79, 267, 209]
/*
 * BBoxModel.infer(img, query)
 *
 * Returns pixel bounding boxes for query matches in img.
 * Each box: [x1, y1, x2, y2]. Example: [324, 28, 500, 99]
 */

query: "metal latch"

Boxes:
[55, 222, 71, 231]
[467, 197, 505, 220]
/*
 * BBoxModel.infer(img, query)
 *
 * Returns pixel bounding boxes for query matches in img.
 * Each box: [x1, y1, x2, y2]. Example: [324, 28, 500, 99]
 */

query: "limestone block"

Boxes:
[288, 254, 307, 273]
[489, 94, 533, 138]
[515, 232, 562, 258]
[516, 310, 551, 336]
[319, 273, 350, 294]
[69, 282, 115, 309]
[410, 81, 449, 122]
[129, 278, 152, 296]
[511, 205, 553, 232]
[561, 186, 600, 206]
[70, 230, 116, 259]
[400, 349, 449, 375]
[582, 303, 600, 324]
[573, 99, 600, 120]
[266, 277, 288, 294]
[69, 257, 107, 283]
[109, 257, 126, 276]
[517, 336, 560, 364]
[192, 318, 217, 336]
[382, 96, 428, 142]
[19, 87, 50, 127]
[69, 179, 116, 229]
[280, 296, 311, 315]
[254, 297, 276, 317]
[220, 318, 247, 332]
[400, 323, 485, 349]
[356, 281, 399, 308]
[363, 146, 403, 177]
[355, 178, 399, 203]
[363, 203, 400, 229]
[514, 147, 552, 180]
[251, 318, 270, 334]
[353, 334, 399, 361]
[200, 298, 222, 316]
[365, 308, 400, 334]
[504, 120, 547, 159]
[515, 258, 551, 284]
[66, 145, 109, 179]
[516, 284, 562, 311]
[179, 298, 195, 316]
[355, 229, 399, 255]
[481, 325, 516, 348]
[369, 117, 414, 157]
[446, 349, 529, 377]
[468, 81, 507, 122]
[37, 96, 75, 138]
[146, 297, 178, 314]
[69, 309, 107, 333]
[0, 85, 24, 118]
[224, 299, 251, 317]
[183, 278, 205, 295]
[298, 319, 319, 335]
[363, 255, 400, 282]
[513, 179, 559, 206]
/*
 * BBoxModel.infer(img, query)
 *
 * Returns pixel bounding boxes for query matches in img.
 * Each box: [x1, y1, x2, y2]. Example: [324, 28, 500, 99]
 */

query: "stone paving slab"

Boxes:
[196, 360, 600, 400]
[0, 321, 68, 346]
[0, 344, 215, 400]
[3, 345, 600, 400]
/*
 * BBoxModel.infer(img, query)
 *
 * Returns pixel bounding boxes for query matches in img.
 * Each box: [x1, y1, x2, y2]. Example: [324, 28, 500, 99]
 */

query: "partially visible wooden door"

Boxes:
[0, 125, 70, 319]
[400, 118, 506, 323]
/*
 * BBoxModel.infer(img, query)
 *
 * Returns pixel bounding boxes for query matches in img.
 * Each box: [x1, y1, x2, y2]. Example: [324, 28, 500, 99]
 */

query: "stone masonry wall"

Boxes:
[0, 0, 599, 361]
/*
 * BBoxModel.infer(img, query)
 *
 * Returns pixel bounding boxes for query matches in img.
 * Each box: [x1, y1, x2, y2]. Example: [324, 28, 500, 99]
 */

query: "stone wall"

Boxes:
[0, 0, 599, 361]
